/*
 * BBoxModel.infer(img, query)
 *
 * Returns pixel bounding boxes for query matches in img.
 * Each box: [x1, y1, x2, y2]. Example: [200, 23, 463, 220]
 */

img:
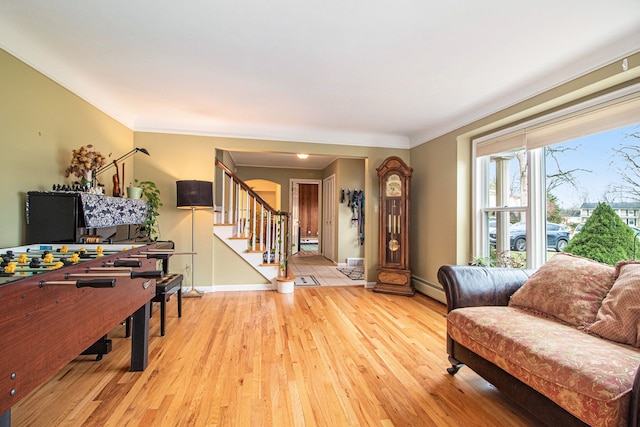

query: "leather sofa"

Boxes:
[438, 264, 640, 427]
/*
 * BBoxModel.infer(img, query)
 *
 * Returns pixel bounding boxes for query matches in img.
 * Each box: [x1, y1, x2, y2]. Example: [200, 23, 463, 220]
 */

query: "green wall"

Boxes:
[0, 48, 133, 247]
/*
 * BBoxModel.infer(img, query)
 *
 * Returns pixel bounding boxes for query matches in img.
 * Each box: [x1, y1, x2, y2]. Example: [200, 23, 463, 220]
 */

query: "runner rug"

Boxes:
[336, 267, 364, 280]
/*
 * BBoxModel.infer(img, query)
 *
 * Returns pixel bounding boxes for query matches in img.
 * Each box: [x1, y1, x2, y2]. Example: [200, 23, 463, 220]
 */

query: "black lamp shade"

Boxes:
[176, 180, 213, 209]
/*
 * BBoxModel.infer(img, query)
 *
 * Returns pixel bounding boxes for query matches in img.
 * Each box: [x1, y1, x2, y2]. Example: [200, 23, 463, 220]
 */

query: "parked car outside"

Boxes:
[573, 223, 584, 236]
[490, 222, 570, 252]
[488, 217, 496, 235]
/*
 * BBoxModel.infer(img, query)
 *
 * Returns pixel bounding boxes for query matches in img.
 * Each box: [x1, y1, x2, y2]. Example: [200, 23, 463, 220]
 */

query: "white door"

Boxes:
[322, 175, 336, 262]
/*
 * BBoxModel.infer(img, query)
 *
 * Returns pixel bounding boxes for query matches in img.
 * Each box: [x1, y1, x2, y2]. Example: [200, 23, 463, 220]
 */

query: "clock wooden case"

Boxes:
[374, 156, 414, 296]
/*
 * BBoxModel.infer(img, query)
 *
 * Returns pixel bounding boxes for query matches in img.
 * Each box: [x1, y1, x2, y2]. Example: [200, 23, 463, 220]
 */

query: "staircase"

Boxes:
[214, 159, 292, 281]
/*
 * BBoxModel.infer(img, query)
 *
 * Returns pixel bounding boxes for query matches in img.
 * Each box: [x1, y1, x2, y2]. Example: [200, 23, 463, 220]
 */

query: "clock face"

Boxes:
[385, 174, 402, 197]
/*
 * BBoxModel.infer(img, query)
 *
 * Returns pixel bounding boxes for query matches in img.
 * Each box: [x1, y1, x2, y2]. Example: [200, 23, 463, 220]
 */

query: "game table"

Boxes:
[0, 241, 173, 426]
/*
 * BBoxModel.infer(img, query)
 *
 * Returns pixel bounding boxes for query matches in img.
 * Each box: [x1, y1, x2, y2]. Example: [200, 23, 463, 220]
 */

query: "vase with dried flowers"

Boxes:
[64, 144, 106, 188]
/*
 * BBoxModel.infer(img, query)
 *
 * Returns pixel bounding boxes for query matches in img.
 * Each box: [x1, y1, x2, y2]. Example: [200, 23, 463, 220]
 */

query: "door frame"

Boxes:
[289, 178, 322, 254]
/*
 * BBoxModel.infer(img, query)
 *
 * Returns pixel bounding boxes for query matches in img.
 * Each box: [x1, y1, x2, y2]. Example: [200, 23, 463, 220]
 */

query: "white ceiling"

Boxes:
[230, 151, 338, 170]
[1, 1, 639, 150]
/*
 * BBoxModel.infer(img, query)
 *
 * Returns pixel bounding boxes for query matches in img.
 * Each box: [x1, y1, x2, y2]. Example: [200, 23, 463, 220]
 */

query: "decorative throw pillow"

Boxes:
[509, 253, 615, 327]
[588, 260, 640, 347]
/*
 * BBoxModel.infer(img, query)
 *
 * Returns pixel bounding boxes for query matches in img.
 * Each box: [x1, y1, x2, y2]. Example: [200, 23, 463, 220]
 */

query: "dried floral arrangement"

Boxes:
[64, 144, 106, 179]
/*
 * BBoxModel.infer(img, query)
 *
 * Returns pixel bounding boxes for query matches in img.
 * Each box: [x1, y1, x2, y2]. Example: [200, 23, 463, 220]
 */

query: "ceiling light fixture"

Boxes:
[297, 153, 309, 159]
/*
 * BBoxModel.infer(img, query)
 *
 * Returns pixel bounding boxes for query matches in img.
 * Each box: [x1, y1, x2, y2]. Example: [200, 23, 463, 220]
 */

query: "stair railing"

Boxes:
[215, 158, 292, 277]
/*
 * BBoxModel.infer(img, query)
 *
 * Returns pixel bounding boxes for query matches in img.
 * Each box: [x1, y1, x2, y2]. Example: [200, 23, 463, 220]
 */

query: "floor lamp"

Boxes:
[177, 180, 213, 298]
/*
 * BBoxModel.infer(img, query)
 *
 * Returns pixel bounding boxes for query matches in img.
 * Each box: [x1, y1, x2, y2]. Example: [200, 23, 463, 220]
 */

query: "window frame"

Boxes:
[472, 84, 640, 269]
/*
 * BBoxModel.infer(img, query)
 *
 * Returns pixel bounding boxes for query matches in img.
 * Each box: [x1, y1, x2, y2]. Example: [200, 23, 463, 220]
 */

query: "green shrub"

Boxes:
[563, 202, 636, 265]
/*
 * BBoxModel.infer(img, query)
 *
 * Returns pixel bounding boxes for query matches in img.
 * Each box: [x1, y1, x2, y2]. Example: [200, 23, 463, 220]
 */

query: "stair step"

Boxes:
[229, 235, 251, 240]
[214, 225, 279, 281]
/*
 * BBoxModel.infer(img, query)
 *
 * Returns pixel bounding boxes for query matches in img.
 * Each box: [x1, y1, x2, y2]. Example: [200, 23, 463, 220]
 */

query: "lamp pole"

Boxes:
[176, 180, 213, 297]
[183, 205, 203, 297]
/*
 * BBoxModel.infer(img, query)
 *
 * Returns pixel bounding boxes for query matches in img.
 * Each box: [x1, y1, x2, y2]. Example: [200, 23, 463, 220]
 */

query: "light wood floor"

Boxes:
[289, 254, 365, 287]
[12, 287, 543, 426]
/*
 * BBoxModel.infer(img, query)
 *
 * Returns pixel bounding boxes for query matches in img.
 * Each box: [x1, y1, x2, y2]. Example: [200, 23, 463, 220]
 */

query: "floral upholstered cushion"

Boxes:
[509, 253, 615, 327]
[589, 260, 640, 347]
[448, 306, 640, 427]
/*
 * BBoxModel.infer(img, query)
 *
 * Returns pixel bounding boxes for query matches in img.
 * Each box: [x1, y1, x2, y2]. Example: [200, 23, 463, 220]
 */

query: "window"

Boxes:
[474, 89, 640, 269]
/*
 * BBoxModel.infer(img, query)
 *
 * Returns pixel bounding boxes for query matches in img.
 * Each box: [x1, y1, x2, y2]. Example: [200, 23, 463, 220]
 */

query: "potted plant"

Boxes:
[126, 181, 143, 199]
[64, 144, 106, 188]
[274, 211, 296, 293]
[133, 179, 162, 241]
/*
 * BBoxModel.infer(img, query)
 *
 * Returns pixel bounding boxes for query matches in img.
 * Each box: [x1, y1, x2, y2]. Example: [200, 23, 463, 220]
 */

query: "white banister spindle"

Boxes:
[227, 173, 234, 224]
[260, 204, 265, 254]
[245, 190, 249, 229]
[251, 197, 257, 250]
[215, 158, 291, 273]
[266, 211, 272, 263]
[241, 188, 246, 236]
[220, 172, 225, 224]
[235, 183, 241, 236]
[276, 213, 283, 265]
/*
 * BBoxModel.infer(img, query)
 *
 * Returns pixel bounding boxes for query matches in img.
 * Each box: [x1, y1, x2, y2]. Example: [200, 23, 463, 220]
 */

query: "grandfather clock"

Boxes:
[374, 156, 413, 296]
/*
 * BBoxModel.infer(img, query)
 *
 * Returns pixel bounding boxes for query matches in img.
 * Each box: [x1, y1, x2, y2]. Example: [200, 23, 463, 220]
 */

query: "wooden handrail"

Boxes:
[215, 158, 292, 276]
[215, 158, 279, 217]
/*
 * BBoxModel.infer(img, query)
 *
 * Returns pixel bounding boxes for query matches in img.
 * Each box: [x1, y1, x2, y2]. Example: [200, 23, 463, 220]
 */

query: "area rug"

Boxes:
[336, 267, 364, 280]
[294, 275, 320, 286]
[300, 243, 318, 252]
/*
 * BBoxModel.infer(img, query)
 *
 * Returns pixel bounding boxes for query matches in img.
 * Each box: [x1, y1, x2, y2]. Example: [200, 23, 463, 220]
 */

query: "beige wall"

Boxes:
[239, 158, 365, 264]
[214, 238, 270, 285]
[134, 132, 406, 289]
[235, 166, 323, 211]
[4, 45, 638, 297]
[0, 48, 133, 247]
[333, 158, 366, 263]
[245, 179, 280, 211]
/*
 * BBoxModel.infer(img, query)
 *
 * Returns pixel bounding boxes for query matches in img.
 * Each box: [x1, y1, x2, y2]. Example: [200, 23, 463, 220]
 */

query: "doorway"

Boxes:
[290, 179, 322, 256]
[298, 183, 319, 242]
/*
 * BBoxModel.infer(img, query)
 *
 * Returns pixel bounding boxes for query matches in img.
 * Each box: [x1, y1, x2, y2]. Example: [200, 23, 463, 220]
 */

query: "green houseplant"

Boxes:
[134, 179, 162, 241]
[275, 210, 295, 277]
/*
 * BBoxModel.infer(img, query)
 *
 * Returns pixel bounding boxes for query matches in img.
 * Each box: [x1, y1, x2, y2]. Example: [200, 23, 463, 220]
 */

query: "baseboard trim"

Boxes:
[204, 284, 275, 292]
[412, 276, 446, 304]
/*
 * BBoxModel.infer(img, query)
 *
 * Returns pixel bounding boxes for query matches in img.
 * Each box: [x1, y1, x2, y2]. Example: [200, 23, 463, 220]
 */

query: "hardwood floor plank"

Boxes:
[12, 287, 544, 426]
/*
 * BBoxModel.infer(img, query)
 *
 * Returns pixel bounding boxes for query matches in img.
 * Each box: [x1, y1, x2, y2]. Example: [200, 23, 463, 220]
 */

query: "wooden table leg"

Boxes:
[130, 302, 150, 372]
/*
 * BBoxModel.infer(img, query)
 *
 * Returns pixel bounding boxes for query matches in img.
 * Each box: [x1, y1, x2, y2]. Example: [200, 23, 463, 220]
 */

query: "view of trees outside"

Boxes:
[490, 123, 640, 226]
[546, 123, 640, 219]
[563, 202, 638, 264]
[485, 122, 639, 267]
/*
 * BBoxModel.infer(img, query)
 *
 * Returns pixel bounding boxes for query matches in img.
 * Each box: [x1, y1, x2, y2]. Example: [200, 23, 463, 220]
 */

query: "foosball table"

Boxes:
[0, 241, 175, 426]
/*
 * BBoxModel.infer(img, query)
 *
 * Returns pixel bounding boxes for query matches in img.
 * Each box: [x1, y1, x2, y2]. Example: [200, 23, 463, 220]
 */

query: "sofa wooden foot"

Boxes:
[447, 356, 463, 375]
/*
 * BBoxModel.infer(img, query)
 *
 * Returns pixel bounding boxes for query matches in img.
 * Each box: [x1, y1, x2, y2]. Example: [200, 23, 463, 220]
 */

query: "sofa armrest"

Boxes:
[437, 265, 535, 313]
[631, 366, 639, 427]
